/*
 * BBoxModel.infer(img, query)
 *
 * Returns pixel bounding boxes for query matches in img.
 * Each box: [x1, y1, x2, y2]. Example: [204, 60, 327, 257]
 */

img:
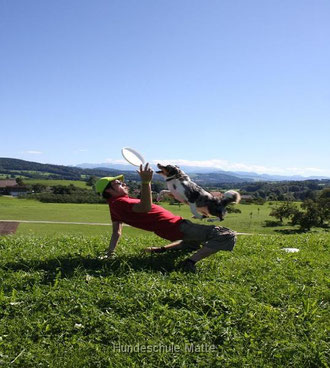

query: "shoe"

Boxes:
[179, 259, 197, 273]
[144, 246, 167, 253]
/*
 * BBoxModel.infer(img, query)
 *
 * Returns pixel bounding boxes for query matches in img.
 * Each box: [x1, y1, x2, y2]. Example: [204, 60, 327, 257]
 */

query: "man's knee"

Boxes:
[207, 226, 236, 251]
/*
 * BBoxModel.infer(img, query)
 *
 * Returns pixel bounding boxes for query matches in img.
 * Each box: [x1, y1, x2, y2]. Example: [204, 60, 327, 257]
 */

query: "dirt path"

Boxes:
[0, 219, 111, 226]
[0, 221, 19, 235]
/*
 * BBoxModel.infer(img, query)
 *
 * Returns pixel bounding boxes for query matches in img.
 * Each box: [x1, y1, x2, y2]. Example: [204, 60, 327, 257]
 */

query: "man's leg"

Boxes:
[145, 239, 200, 253]
[179, 221, 236, 272]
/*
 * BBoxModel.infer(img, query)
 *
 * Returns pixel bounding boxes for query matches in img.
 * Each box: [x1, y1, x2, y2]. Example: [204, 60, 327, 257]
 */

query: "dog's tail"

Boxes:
[222, 190, 241, 206]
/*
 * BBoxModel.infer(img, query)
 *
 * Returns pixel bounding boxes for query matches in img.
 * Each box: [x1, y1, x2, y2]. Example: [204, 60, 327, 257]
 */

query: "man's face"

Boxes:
[105, 180, 129, 197]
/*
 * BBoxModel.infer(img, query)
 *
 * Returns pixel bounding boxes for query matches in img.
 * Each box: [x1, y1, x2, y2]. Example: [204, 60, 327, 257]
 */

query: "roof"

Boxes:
[210, 191, 223, 198]
[0, 179, 18, 188]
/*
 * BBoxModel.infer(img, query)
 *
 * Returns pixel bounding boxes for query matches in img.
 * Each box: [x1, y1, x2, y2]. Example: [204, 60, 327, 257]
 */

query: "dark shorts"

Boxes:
[179, 220, 236, 251]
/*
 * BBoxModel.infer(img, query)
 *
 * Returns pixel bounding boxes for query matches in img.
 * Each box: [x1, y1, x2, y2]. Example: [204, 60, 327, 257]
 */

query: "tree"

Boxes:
[86, 176, 97, 187]
[290, 190, 330, 231]
[31, 183, 47, 193]
[269, 202, 298, 223]
[291, 200, 320, 231]
[316, 188, 330, 226]
[15, 177, 24, 186]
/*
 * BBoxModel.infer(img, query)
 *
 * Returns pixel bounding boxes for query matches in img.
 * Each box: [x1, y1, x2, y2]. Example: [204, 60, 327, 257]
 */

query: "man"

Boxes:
[95, 163, 236, 272]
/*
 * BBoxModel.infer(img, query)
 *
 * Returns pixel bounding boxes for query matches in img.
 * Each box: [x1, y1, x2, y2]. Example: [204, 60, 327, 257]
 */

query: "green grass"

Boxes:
[1, 197, 327, 236]
[0, 172, 62, 179]
[24, 179, 90, 189]
[0, 178, 89, 188]
[0, 232, 329, 367]
[0, 197, 108, 223]
[16, 223, 153, 237]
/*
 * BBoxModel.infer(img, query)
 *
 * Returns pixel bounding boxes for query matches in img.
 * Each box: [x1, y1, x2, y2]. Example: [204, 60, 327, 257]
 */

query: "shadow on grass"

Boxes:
[263, 220, 283, 227]
[263, 220, 307, 234]
[274, 228, 306, 234]
[1, 250, 193, 283]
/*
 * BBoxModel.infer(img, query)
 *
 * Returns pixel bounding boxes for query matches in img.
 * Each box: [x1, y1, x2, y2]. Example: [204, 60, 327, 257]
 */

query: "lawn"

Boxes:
[0, 232, 328, 367]
[24, 179, 90, 189]
[1, 196, 323, 236]
[0, 197, 109, 223]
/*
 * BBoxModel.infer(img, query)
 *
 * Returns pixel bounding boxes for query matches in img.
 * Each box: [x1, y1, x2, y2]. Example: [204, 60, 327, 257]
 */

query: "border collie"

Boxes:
[156, 164, 241, 221]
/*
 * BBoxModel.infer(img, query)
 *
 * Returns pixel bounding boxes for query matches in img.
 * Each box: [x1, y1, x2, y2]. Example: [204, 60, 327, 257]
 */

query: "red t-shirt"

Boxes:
[107, 195, 184, 241]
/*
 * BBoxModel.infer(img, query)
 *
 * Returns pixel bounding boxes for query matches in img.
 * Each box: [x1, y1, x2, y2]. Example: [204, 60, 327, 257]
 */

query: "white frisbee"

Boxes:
[121, 147, 146, 167]
[281, 248, 300, 253]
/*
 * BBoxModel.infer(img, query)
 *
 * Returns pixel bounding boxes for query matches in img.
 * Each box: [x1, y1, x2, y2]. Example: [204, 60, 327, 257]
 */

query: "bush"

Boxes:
[22, 184, 105, 203]
[269, 189, 330, 231]
[227, 206, 241, 213]
[269, 202, 299, 223]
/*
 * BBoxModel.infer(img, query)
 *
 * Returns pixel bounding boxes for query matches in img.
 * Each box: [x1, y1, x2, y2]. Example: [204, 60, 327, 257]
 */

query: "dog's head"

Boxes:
[156, 164, 186, 179]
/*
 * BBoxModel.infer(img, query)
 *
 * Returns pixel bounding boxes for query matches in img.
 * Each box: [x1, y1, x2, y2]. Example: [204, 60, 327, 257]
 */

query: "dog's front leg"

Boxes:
[189, 203, 205, 219]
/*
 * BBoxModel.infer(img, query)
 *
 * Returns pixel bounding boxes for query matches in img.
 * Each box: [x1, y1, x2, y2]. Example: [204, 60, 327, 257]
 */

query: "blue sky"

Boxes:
[1, 0, 329, 176]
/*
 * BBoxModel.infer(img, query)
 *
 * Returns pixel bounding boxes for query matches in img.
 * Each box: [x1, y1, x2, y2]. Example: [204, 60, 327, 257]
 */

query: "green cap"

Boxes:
[95, 175, 124, 195]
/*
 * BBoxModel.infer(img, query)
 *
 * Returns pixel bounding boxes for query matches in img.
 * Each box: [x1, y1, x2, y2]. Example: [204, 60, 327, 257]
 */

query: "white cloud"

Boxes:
[100, 157, 329, 177]
[152, 158, 330, 177]
[23, 150, 42, 155]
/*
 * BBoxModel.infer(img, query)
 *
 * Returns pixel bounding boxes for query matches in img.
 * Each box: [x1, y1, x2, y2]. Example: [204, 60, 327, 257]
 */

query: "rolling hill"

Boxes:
[0, 158, 248, 184]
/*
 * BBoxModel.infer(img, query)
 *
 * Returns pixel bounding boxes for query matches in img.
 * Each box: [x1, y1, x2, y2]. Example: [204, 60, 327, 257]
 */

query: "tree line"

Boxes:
[269, 188, 330, 231]
[0, 157, 138, 181]
[218, 179, 330, 201]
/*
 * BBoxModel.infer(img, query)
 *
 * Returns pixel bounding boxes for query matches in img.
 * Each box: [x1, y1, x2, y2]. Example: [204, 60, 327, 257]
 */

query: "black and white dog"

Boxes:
[156, 164, 241, 221]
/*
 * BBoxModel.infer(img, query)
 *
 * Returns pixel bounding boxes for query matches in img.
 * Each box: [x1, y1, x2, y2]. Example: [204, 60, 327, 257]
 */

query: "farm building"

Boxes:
[0, 179, 28, 196]
[210, 191, 223, 198]
[241, 195, 253, 200]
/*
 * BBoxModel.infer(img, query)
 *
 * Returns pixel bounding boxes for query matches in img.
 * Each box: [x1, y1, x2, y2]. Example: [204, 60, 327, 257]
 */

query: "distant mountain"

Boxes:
[77, 162, 228, 173]
[77, 163, 250, 183]
[77, 163, 133, 171]
[226, 171, 330, 181]
[78, 162, 225, 174]
[0, 158, 248, 184]
[76, 162, 330, 182]
[0, 158, 139, 181]
[1, 158, 328, 186]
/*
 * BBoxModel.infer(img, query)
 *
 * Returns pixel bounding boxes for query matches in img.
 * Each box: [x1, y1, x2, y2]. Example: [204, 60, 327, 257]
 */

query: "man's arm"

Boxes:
[132, 163, 154, 213]
[106, 221, 123, 256]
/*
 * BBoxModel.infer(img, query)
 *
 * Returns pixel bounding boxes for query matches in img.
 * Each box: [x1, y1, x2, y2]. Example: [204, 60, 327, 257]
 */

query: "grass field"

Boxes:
[24, 179, 90, 189]
[0, 232, 329, 367]
[1, 196, 325, 236]
[0, 178, 90, 188]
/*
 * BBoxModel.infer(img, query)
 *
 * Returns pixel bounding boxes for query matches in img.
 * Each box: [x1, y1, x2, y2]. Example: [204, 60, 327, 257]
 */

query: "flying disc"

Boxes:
[121, 147, 146, 167]
[281, 248, 300, 253]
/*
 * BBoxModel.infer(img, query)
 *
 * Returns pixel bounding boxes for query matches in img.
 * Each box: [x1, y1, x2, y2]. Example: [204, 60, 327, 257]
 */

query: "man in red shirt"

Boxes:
[95, 163, 236, 272]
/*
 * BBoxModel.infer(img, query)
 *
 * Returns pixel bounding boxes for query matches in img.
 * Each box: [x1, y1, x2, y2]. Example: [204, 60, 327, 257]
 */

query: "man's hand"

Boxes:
[98, 251, 116, 260]
[137, 163, 153, 183]
[133, 163, 153, 213]
[101, 221, 122, 258]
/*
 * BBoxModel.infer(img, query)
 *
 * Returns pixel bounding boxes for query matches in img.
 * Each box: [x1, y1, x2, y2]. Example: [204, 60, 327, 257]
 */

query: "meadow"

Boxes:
[0, 196, 318, 236]
[0, 232, 329, 367]
[1, 196, 329, 366]
[24, 179, 91, 189]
